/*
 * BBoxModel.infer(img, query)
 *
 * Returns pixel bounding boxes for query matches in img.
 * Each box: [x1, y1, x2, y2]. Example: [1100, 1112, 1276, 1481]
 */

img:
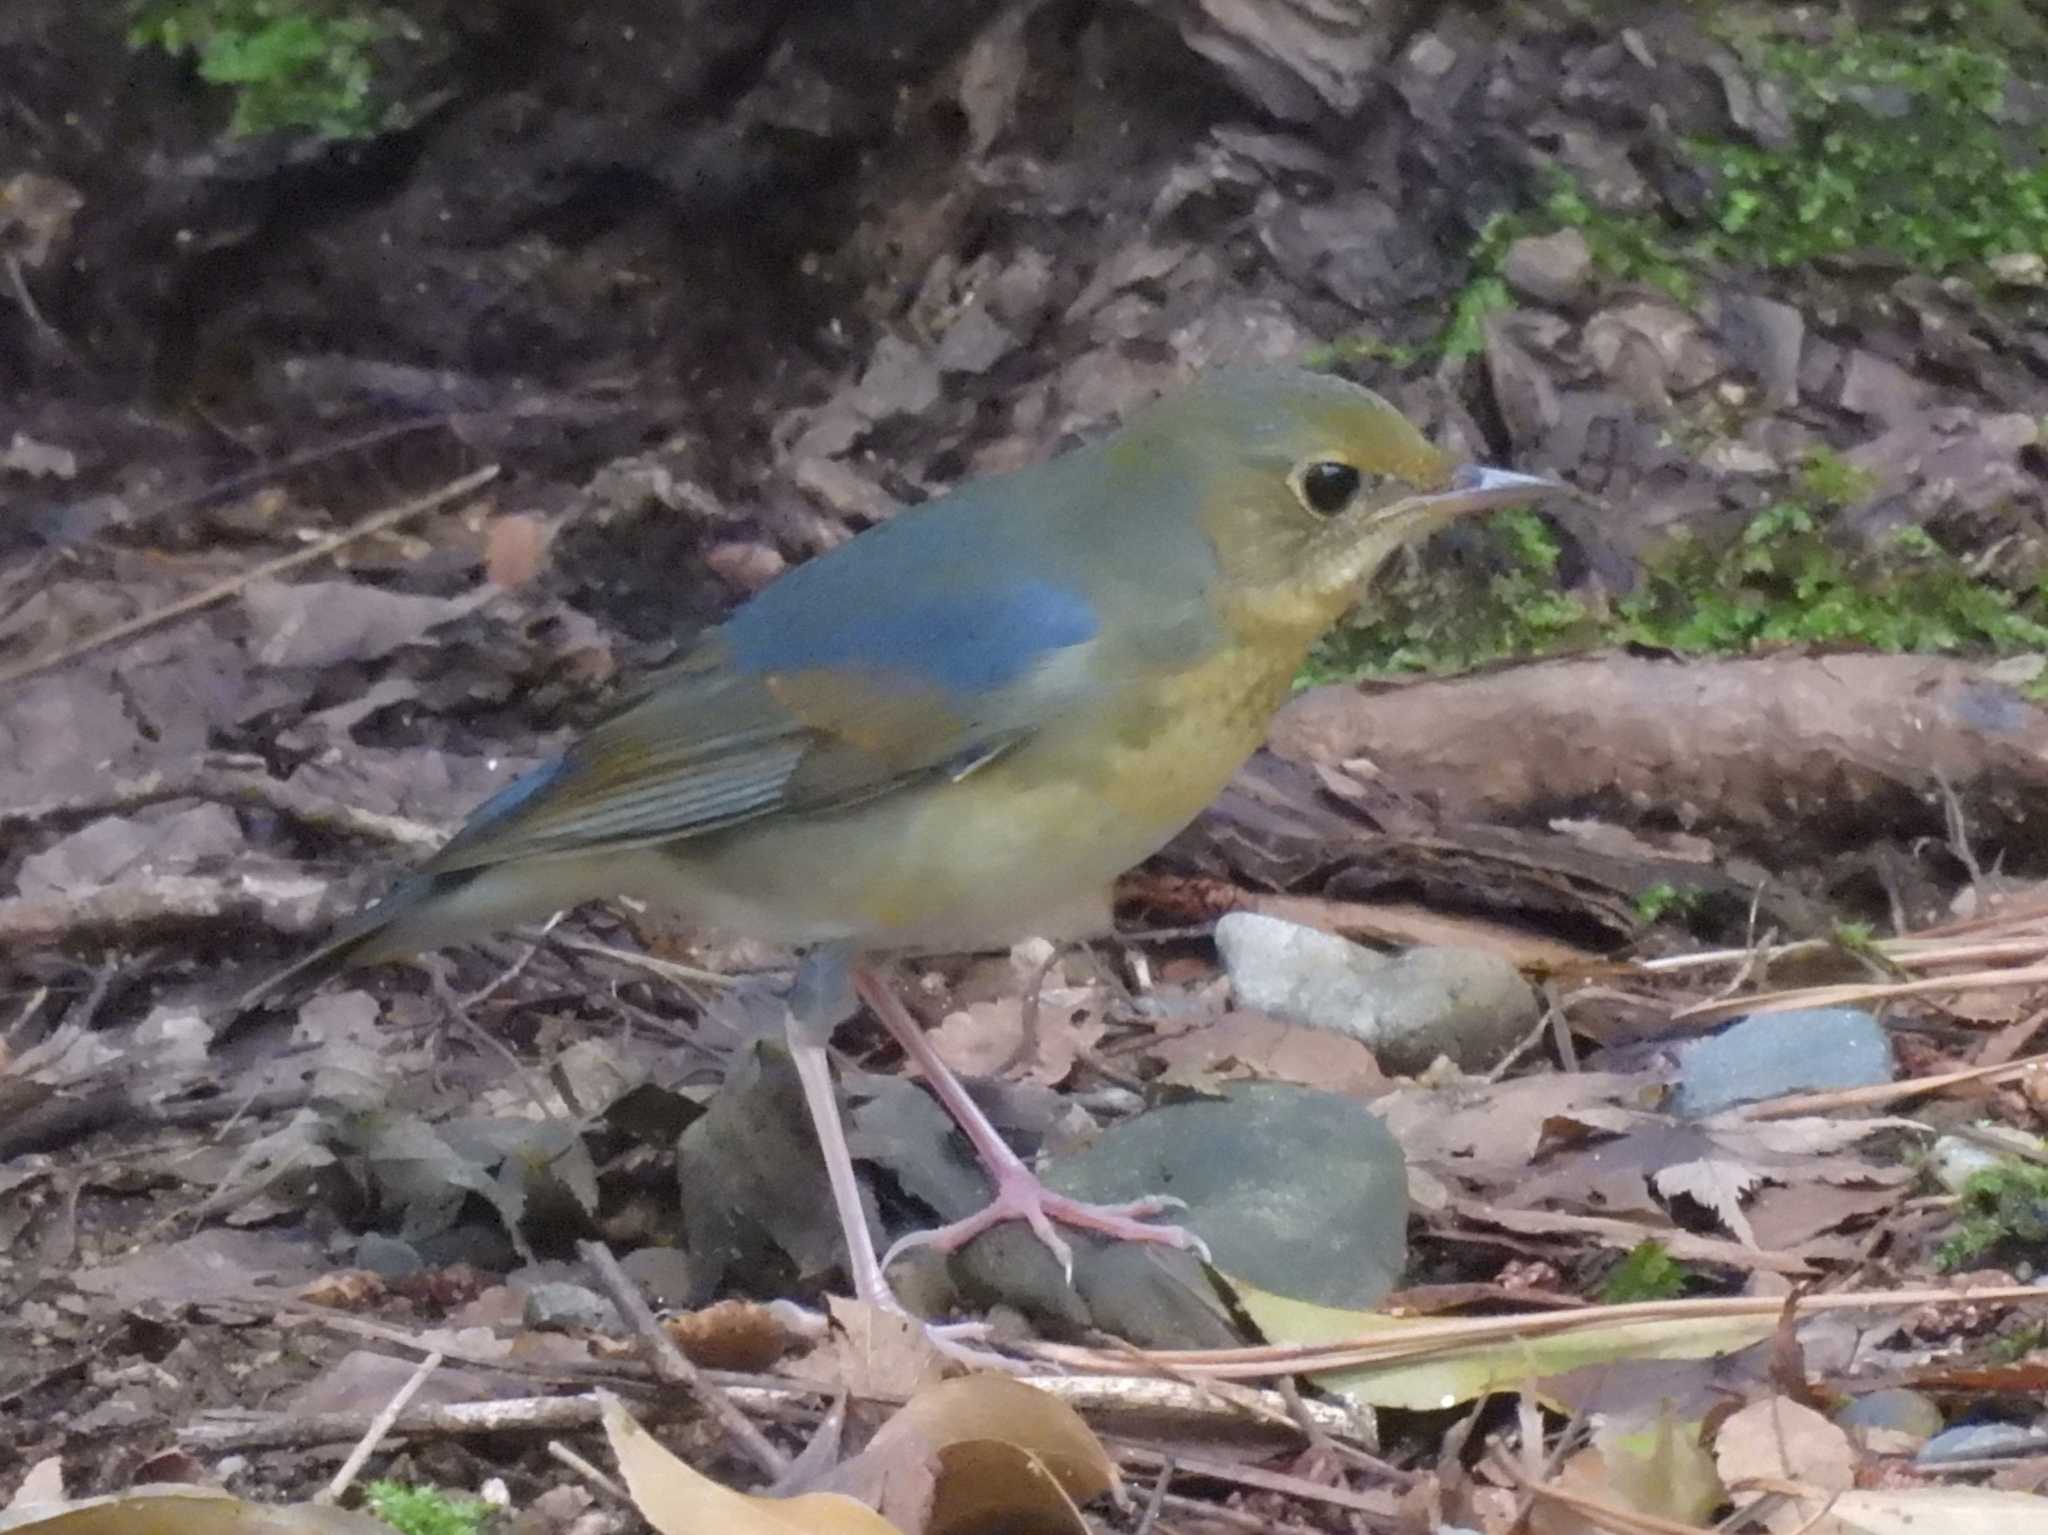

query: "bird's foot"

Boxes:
[880, 1165, 1209, 1285]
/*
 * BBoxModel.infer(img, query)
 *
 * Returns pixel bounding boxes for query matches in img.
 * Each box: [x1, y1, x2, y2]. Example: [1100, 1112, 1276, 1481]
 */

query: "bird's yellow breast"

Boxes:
[665, 637, 1305, 949]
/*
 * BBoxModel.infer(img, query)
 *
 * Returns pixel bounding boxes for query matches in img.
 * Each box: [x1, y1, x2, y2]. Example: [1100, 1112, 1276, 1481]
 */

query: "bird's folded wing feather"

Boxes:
[416, 579, 1109, 874]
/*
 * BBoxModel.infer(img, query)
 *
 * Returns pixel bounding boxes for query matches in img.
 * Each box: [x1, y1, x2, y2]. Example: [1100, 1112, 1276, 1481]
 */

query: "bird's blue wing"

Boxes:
[418, 576, 1104, 874]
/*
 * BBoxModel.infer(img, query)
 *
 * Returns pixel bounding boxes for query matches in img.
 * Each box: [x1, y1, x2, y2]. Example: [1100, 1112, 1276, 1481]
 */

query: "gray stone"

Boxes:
[1917, 1420, 2048, 1465]
[616, 1246, 696, 1310]
[1215, 913, 1540, 1073]
[521, 1281, 621, 1333]
[1502, 228, 1594, 307]
[934, 301, 1015, 375]
[353, 1233, 424, 1278]
[1673, 1007, 1893, 1117]
[1716, 292, 1805, 409]
[951, 1082, 1410, 1345]
[1834, 1388, 1944, 1441]
[1837, 349, 1927, 427]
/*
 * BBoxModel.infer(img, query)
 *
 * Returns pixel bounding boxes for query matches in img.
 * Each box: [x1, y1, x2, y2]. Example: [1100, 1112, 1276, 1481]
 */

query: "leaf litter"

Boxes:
[12, 44, 2048, 1525]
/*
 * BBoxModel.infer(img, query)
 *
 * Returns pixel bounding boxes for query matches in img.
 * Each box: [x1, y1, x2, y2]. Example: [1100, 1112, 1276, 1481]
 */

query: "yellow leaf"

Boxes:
[1229, 1278, 1776, 1411]
[820, 1374, 1120, 1534]
[598, 1392, 896, 1535]
[1594, 1406, 1724, 1526]
[0, 1485, 395, 1535]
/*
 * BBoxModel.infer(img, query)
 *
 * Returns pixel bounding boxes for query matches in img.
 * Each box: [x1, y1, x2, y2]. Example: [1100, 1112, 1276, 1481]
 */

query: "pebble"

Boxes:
[1672, 1006, 1892, 1117]
[1930, 1125, 2048, 1193]
[1215, 913, 1539, 1073]
[1916, 1419, 2048, 1465]
[1834, 1387, 1943, 1441]
[521, 1281, 621, 1333]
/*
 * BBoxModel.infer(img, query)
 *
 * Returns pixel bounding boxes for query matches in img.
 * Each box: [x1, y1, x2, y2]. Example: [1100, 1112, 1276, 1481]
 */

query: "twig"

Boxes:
[546, 1438, 630, 1501]
[319, 1350, 444, 1503]
[1114, 1445, 1402, 1527]
[1674, 961, 2048, 1024]
[181, 1392, 657, 1451]
[0, 762, 445, 848]
[1133, 1455, 1174, 1535]
[1731, 1049, 2048, 1120]
[0, 463, 499, 690]
[4, 253, 68, 352]
[1020, 1282, 2048, 1380]
[0, 870, 338, 947]
[549, 932, 747, 989]
[1154, 1490, 1328, 1535]
[575, 1239, 789, 1480]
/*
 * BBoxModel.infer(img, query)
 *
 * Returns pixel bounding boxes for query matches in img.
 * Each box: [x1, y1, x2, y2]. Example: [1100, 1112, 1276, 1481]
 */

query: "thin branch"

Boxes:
[576, 1239, 790, 1480]
[0, 463, 499, 689]
[319, 1351, 444, 1503]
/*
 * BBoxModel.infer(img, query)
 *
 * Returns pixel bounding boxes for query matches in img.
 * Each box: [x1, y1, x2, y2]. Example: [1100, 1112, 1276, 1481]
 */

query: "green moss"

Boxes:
[363, 1482, 491, 1535]
[1691, 26, 2048, 270]
[1303, 506, 1597, 680]
[128, 0, 413, 138]
[1435, 186, 1698, 363]
[1635, 883, 1707, 923]
[1308, 447, 2048, 682]
[1936, 1161, 2048, 1271]
[1600, 1240, 1695, 1302]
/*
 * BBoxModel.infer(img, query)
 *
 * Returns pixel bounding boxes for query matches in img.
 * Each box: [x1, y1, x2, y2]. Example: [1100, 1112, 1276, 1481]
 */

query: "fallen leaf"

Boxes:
[1231, 1280, 1775, 1411]
[1824, 1486, 2048, 1533]
[660, 1298, 805, 1372]
[783, 1297, 949, 1401]
[1591, 1406, 1723, 1526]
[1145, 1009, 1387, 1097]
[1653, 1158, 1764, 1247]
[820, 1375, 1118, 1535]
[0, 1483, 395, 1533]
[484, 513, 551, 587]
[1715, 1396, 1856, 1534]
[599, 1391, 894, 1535]
[927, 990, 1103, 1088]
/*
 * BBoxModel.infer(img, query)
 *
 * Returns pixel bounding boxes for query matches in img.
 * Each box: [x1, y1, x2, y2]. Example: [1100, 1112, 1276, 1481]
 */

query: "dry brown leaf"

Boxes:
[0, 1484, 395, 1534]
[483, 513, 551, 588]
[1824, 1486, 2048, 1533]
[1375, 1073, 1658, 1170]
[820, 1375, 1118, 1535]
[782, 1297, 949, 1401]
[1653, 1158, 1764, 1247]
[661, 1298, 803, 1371]
[1145, 1009, 1388, 1096]
[1744, 1181, 1904, 1251]
[598, 1390, 895, 1535]
[927, 991, 1103, 1087]
[1534, 1407, 1723, 1535]
[1715, 1396, 1856, 1534]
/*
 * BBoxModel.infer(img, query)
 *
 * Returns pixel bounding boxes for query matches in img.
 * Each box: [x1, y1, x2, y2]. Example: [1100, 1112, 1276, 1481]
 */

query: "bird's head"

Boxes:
[1108, 368, 1564, 636]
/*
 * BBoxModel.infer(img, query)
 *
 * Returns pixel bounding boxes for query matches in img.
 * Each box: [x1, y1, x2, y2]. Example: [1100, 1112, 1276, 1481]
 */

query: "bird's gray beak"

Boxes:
[1435, 464, 1569, 513]
[1367, 464, 1568, 535]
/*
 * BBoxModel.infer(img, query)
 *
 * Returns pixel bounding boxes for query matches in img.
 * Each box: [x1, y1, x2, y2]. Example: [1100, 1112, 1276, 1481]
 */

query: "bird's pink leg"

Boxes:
[853, 966, 1208, 1282]
[784, 1025, 895, 1309]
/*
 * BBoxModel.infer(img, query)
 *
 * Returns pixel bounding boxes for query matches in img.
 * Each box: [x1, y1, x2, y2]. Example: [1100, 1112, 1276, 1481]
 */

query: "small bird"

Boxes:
[255, 366, 1561, 1313]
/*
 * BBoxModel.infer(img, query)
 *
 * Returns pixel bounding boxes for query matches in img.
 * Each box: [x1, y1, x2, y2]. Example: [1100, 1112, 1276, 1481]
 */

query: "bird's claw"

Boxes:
[880, 1169, 1206, 1289]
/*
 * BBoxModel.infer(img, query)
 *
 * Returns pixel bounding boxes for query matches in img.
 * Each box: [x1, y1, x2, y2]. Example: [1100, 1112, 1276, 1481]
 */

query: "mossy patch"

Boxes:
[1937, 1160, 2048, 1271]
[1691, 25, 2048, 271]
[1306, 449, 2048, 683]
[128, 0, 415, 138]
[363, 1481, 491, 1535]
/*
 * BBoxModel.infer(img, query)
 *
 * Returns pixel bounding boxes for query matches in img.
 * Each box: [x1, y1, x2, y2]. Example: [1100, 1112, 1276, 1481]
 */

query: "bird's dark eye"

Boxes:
[1298, 460, 1362, 516]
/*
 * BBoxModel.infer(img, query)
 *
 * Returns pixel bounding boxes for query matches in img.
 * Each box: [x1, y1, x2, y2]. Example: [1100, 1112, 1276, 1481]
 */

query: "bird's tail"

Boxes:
[232, 870, 460, 1014]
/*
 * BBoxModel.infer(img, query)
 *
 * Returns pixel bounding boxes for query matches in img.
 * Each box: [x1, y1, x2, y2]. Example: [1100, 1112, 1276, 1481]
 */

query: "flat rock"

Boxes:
[1674, 1007, 1893, 1117]
[1216, 913, 1539, 1073]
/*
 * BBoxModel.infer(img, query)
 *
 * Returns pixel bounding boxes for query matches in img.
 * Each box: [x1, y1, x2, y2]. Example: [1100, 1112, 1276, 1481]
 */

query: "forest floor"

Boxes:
[4, 1, 2048, 1531]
